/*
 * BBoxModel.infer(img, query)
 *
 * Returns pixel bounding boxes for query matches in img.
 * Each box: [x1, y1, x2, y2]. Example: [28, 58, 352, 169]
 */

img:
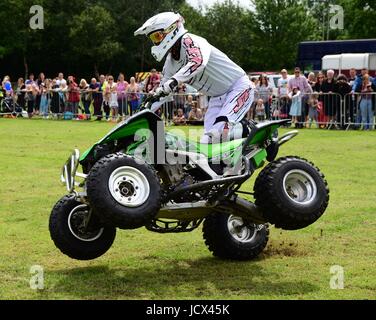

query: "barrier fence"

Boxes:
[1, 90, 375, 130]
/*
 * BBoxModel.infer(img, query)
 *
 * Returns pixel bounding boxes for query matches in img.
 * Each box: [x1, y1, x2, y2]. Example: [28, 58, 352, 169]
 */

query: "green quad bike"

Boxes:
[49, 94, 330, 261]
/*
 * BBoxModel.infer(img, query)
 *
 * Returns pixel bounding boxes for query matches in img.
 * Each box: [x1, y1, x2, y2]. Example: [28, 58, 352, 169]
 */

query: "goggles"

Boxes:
[148, 23, 177, 46]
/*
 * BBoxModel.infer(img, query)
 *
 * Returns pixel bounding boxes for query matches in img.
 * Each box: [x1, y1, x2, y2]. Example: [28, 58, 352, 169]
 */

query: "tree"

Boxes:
[190, 0, 255, 71]
[339, 0, 376, 39]
[251, 0, 318, 70]
[69, 5, 121, 76]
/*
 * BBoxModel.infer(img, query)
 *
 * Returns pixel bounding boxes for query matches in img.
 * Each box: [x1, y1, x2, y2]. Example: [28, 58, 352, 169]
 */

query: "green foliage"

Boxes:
[69, 5, 122, 74]
[192, 0, 255, 70]
[0, 0, 374, 78]
[339, 0, 376, 39]
[251, 0, 318, 70]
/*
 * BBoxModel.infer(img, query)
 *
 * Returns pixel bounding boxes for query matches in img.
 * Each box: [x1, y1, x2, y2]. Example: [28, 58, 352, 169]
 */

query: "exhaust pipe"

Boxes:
[156, 197, 267, 224]
[231, 196, 267, 224]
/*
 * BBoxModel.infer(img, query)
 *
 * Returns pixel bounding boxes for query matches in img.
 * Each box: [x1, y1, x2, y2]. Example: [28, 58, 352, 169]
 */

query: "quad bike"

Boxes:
[49, 94, 330, 261]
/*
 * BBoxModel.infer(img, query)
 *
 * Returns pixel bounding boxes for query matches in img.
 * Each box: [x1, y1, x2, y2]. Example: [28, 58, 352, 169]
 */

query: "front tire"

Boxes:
[203, 213, 269, 260]
[49, 195, 116, 260]
[86, 153, 161, 229]
[254, 156, 330, 230]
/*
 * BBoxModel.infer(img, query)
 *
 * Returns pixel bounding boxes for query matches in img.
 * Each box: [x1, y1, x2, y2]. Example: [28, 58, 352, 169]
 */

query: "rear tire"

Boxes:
[86, 153, 161, 229]
[254, 156, 329, 230]
[203, 213, 269, 261]
[49, 195, 116, 260]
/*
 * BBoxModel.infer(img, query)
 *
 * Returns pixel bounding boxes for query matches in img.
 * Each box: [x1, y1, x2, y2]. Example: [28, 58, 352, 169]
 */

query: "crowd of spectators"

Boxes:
[0, 69, 207, 124]
[249, 67, 376, 130]
[1, 67, 375, 130]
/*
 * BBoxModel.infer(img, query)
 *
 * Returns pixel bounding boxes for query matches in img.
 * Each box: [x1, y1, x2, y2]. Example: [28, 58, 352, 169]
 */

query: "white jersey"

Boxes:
[161, 33, 246, 97]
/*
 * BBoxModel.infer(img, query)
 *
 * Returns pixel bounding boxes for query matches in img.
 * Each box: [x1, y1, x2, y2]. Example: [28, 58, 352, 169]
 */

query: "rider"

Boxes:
[135, 12, 255, 143]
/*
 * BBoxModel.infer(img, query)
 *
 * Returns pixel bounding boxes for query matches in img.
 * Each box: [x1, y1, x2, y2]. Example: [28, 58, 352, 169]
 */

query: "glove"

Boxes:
[159, 78, 178, 95]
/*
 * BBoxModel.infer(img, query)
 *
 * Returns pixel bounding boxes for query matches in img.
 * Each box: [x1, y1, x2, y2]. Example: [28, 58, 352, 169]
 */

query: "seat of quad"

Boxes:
[195, 120, 290, 157]
[194, 138, 245, 158]
[165, 119, 290, 159]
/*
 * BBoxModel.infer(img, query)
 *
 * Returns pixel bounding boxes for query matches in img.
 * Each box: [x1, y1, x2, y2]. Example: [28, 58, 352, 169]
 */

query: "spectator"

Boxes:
[256, 75, 273, 120]
[50, 79, 63, 117]
[90, 76, 104, 121]
[312, 72, 325, 93]
[2, 76, 13, 94]
[322, 69, 339, 128]
[278, 69, 290, 119]
[288, 67, 313, 127]
[25, 83, 38, 118]
[308, 72, 316, 87]
[67, 76, 80, 117]
[16, 78, 26, 111]
[307, 92, 320, 129]
[349, 68, 357, 87]
[255, 98, 266, 122]
[359, 74, 375, 130]
[127, 77, 140, 116]
[101, 75, 110, 120]
[337, 74, 352, 125]
[184, 95, 195, 118]
[289, 87, 302, 128]
[39, 79, 51, 119]
[79, 79, 92, 120]
[352, 68, 375, 93]
[188, 103, 203, 122]
[105, 75, 118, 122]
[25, 73, 36, 86]
[60, 82, 69, 113]
[175, 84, 186, 110]
[36, 72, 46, 114]
[145, 68, 161, 93]
[117, 73, 129, 118]
[251, 77, 259, 87]
[173, 108, 186, 126]
[56, 73, 67, 87]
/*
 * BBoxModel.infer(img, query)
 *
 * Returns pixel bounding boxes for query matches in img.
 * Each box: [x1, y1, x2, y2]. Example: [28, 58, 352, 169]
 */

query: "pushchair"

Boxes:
[0, 96, 22, 118]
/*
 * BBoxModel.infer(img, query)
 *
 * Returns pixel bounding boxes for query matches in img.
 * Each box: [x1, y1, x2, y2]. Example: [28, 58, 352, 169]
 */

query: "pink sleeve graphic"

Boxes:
[183, 36, 203, 75]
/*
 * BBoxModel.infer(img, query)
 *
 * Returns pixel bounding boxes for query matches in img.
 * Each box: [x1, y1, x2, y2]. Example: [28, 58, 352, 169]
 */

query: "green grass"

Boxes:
[0, 118, 375, 300]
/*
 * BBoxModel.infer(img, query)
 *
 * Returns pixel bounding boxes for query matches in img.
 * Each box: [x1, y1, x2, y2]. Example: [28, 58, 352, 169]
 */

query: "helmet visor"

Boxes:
[149, 31, 166, 46]
[148, 23, 177, 46]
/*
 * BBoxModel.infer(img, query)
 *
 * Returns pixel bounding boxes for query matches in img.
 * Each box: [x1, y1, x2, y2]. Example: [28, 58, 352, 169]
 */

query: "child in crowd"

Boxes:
[289, 87, 302, 128]
[255, 99, 266, 122]
[308, 92, 320, 128]
[173, 108, 186, 126]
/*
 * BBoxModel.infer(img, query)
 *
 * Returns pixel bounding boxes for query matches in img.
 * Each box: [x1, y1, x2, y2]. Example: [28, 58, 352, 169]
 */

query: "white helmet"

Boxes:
[134, 12, 187, 62]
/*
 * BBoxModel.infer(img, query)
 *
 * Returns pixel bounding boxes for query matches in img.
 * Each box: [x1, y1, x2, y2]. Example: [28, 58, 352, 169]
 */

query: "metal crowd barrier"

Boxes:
[343, 92, 376, 130]
[1, 89, 375, 131]
[0, 91, 209, 125]
[268, 92, 343, 129]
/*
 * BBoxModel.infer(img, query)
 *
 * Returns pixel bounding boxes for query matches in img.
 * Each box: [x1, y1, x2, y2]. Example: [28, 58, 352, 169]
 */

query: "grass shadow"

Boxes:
[46, 256, 319, 299]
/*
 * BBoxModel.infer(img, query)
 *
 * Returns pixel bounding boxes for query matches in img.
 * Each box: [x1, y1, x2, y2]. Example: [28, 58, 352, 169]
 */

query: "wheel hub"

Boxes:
[68, 205, 104, 242]
[283, 169, 317, 205]
[108, 166, 150, 207]
[227, 215, 259, 243]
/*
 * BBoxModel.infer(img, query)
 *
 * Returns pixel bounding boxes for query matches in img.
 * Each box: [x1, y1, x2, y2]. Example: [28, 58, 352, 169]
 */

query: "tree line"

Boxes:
[0, 0, 375, 80]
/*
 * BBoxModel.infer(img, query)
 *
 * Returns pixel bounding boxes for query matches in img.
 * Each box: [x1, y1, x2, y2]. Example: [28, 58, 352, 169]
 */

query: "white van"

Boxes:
[322, 53, 376, 73]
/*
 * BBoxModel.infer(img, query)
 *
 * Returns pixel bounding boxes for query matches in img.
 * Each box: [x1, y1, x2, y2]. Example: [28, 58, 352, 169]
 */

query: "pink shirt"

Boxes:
[117, 81, 128, 99]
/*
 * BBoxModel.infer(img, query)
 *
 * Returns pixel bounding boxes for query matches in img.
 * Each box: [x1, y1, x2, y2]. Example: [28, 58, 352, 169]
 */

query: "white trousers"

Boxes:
[202, 75, 254, 143]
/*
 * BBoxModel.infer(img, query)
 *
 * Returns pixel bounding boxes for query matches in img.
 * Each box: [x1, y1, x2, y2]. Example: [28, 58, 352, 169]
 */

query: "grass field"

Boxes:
[0, 118, 375, 300]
